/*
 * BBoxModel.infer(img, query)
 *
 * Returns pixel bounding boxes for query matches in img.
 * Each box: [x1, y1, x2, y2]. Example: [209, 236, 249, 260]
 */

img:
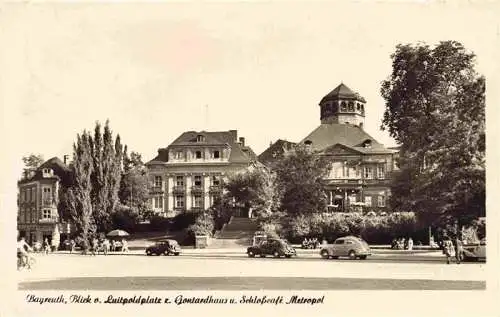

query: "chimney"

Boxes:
[229, 130, 237, 142]
[239, 137, 245, 147]
[63, 155, 69, 165]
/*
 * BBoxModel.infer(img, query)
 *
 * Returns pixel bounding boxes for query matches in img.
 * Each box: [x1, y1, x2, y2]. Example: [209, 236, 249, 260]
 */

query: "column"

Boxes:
[167, 176, 174, 213]
[185, 175, 192, 210]
[204, 175, 210, 209]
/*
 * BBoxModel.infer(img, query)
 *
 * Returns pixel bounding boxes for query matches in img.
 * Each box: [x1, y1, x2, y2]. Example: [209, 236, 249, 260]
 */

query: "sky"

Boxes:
[1, 2, 497, 178]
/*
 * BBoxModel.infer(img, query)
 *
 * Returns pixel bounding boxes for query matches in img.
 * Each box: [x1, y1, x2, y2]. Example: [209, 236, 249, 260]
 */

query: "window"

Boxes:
[377, 165, 385, 179]
[212, 175, 220, 186]
[154, 197, 163, 209]
[356, 103, 361, 111]
[43, 187, 51, 194]
[196, 134, 205, 142]
[42, 168, 52, 175]
[364, 167, 373, 179]
[213, 150, 220, 159]
[364, 196, 372, 207]
[340, 102, 347, 112]
[195, 151, 202, 159]
[348, 195, 356, 205]
[194, 175, 202, 187]
[334, 239, 345, 245]
[348, 101, 355, 112]
[194, 195, 203, 208]
[378, 196, 386, 207]
[154, 176, 162, 188]
[176, 176, 184, 187]
[42, 209, 52, 219]
[175, 151, 183, 160]
[175, 195, 184, 208]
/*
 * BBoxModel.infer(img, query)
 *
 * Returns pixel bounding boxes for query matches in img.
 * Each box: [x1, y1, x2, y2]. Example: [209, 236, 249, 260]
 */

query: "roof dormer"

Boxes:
[196, 134, 206, 143]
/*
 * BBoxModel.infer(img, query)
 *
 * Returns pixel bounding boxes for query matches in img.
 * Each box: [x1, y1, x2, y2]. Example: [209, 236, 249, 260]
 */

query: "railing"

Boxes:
[191, 186, 203, 193]
[150, 186, 164, 193]
[173, 186, 185, 193]
[42, 197, 55, 206]
[209, 185, 222, 193]
[39, 216, 59, 223]
[324, 178, 389, 185]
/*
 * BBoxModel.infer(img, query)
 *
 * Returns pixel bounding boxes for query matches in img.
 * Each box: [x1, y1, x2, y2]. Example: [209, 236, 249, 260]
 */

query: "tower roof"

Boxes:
[320, 83, 366, 104]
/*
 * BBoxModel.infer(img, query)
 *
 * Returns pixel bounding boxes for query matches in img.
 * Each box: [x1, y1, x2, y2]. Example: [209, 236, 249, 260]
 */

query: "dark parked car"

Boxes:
[247, 239, 297, 258]
[145, 239, 181, 256]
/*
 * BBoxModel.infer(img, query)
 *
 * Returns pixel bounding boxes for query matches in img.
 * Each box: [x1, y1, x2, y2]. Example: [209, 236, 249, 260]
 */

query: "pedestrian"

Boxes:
[121, 239, 129, 253]
[454, 236, 463, 264]
[407, 237, 414, 251]
[91, 238, 98, 256]
[443, 236, 455, 264]
[43, 238, 50, 255]
[103, 239, 110, 255]
[111, 240, 116, 252]
[70, 239, 76, 254]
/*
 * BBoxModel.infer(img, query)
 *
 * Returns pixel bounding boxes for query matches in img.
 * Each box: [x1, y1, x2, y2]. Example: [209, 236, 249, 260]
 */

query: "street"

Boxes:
[18, 249, 486, 290]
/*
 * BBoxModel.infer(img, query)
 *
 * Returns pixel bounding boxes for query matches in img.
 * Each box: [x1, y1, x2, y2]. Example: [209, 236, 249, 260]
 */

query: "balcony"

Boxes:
[191, 185, 203, 193]
[42, 197, 56, 206]
[323, 178, 390, 186]
[209, 185, 222, 194]
[173, 186, 185, 194]
[39, 216, 59, 223]
[150, 186, 164, 194]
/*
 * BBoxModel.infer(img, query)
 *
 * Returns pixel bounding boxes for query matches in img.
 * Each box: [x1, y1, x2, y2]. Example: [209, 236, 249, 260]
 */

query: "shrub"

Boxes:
[149, 215, 171, 231]
[187, 212, 215, 237]
[111, 205, 140, 233]
[171, 212, 197, 231]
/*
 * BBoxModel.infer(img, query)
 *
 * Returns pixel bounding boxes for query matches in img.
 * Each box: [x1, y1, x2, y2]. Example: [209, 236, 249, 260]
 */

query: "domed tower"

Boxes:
[319, 83, 366, 128]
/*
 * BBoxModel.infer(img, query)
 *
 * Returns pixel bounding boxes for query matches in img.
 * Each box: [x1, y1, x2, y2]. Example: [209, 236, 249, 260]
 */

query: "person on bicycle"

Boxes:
[17, 237, 33, 268]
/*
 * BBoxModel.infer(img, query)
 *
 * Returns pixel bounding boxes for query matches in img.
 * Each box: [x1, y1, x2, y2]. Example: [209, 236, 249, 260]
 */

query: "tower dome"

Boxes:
[319, 83, 366, 128]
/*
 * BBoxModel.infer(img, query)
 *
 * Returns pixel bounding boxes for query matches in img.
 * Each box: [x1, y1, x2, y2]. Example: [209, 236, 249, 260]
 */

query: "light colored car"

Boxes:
[462, 238, 486, 261]
[320, 236, 371, 260]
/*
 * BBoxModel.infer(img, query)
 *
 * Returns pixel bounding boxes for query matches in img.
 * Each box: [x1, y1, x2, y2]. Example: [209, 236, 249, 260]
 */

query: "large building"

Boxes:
[146, 130, 259, 216]
[259, 83, 398, 212]
[17, 157, 73, 246]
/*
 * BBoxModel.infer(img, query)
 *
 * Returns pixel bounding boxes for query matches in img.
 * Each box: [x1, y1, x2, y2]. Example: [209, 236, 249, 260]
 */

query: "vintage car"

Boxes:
[247, 239, 297, 258]
[461, 238, 486, 261]
[320, 236, 371, 260]
[145, 239, 181, 256]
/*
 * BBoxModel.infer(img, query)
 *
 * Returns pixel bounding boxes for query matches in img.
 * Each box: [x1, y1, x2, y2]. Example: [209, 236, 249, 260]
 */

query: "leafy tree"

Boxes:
[223, 168, 277, 216]
[381, 41, 485, 228]
[273, 144, 330, 215]
[119, 149, 149, 213]
[89, 120, 124, 232]
[64, 132, 95, 252]
[21, 154, 44, 178]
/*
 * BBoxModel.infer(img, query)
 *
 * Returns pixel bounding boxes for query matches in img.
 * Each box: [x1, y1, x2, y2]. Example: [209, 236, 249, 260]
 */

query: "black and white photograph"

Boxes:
[1, 1, 498, 317]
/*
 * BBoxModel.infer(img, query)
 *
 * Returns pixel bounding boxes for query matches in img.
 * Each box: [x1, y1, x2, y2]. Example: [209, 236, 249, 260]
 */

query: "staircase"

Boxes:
[209, 217, 259, 248]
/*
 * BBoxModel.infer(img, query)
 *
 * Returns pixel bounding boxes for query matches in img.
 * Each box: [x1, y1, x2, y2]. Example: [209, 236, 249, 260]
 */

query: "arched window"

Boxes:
[348, 101, 355, 112]
[196, 134, 205, 142]
[340, 101, 347, 112]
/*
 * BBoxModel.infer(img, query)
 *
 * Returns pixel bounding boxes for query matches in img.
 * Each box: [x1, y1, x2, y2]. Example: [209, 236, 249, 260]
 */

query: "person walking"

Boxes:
[443, 236, 455, 264]
[70, 239, 76, 254]
[111, 240, 116, 252]
[43, 238, 50, 255]
[121, 239, 129, 253]
[91, 238, 98, 256]
[103, 239, 110, 256]
[407, 237, 414, 251]
[454, 236, 463, 264]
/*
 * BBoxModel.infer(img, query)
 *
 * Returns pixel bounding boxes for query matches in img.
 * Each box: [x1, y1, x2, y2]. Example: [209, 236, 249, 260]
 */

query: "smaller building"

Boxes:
[17, 157, 72, 246]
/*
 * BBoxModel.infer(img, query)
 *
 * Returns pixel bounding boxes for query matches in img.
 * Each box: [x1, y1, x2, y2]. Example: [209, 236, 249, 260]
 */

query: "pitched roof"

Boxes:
[258, 139, 297, 166]
[147, 130, 257, 165]
[18, 157, 71, 184]
[300, 124, 393, 154]
[320, 83, 366, 104]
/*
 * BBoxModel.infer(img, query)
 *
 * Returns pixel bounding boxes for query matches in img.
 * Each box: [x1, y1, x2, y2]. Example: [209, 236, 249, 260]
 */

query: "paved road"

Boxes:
[18, 251, 485, 290]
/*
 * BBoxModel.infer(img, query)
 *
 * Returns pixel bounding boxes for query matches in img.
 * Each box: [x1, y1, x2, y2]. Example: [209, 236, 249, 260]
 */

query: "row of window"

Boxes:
[329, 194, 386, 207]
[154, 175, 221, 188]
[329, 164, 386, 179]
[173, 150, 221, 160]
[19, 187, 54, 203]
[152, 194, 216, 209]
[323, 101, 365, 113]
[18, 208, 53, 223]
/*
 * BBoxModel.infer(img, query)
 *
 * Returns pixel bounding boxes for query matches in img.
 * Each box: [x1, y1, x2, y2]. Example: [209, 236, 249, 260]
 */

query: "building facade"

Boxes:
[17, 157, 72, 246]
[259, 83, 399, 212]
[146, 130, 259, 216]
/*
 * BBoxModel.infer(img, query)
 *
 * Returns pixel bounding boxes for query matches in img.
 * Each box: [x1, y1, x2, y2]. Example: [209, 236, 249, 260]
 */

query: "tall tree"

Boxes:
[21, 154, 44, 178]
[381, 41, 485, 228]
[274, 144, 330, 215]
[119, 150, 148, 212]
[90, 120, 124, 232]
[65, 132, 95, 252]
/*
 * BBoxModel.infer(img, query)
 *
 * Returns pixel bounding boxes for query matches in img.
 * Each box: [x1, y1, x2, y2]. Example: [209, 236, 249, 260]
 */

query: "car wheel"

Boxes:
[260, 254, 266, 258]
[348, 250, 356, 260]
[331, 256, 339, 259]
[359, 255, 367, 260]
[285, 255, 292, 258]
[174, 252, 180, 256]
[273, 251, 280, 258]
[248, 250, 255, 258]
[320, 250, 330, 259]
[146, 251, 151, 256]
